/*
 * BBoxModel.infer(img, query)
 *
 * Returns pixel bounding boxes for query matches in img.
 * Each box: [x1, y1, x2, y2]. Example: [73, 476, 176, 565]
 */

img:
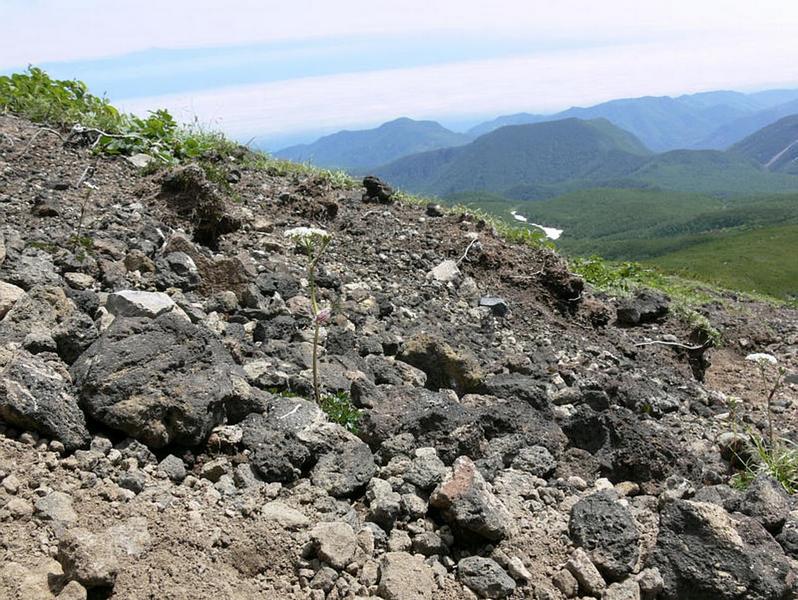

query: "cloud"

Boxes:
[3, 0, 798, 68]
[118, 33, 798, 145]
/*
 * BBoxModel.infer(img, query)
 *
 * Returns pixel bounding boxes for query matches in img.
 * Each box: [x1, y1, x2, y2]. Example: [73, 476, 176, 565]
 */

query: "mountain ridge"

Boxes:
[274, 117, 471, 170]
[374, 117, 798, 199]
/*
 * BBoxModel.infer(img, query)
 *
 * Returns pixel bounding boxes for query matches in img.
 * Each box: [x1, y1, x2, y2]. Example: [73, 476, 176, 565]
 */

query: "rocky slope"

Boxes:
[0, 113, 797, 600]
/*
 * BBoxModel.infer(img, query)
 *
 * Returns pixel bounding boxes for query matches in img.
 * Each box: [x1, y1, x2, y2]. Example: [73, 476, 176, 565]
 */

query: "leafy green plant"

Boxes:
[0, 66, 121, 131]
[731, 434, 798, 494]
[320, 392, 362, 433]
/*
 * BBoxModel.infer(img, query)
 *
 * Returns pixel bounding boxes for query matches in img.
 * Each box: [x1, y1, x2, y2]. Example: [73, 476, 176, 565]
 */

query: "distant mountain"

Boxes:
[274, 118, 471, 171]
[375, 117, 798, 199]
[730, 114, 798, 174]
[466, 113, 547, 137]
[699, 101, 798, 151]
[467, 88, 798, 152]
[375, 118, 651, 197]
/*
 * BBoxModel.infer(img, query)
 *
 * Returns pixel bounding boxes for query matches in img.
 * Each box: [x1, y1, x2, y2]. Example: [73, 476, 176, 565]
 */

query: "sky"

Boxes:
[2, 1, 798, 149]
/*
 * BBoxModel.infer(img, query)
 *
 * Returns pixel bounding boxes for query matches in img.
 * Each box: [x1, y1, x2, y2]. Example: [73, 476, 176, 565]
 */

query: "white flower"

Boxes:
[283, 227, 330, 241]
[745, 353, 778, 365]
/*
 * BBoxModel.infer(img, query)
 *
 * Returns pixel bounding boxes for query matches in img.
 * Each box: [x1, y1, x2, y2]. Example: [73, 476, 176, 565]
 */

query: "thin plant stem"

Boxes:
[304, 235, 330, 405]
[312, 322, 321, 405]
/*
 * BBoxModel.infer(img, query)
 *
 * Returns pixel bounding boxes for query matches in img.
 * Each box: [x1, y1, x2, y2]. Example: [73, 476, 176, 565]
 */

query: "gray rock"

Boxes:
[399, 333, 483, 394]
[309, 565, 337, 592]
[310, 521, 357, 570]
[106, 290, 180, 319]
[569, 491, 640, 579]
[366, 478, 402, 528]
[412, 532, 447, 557]
[118, 471, 146, 494]
[1, 251, 61, 289]
[776, 515, 798, 559]
[404, 447, 447, 491]
[429, 260, 460, 283]
[240, 414, 310, 482]
[565, 548, 606, 597]
[651, 500, 795, 600]
[738, 474, 790, 532]
[71, 314, 255, 448]
[0, 280, 24, 319]
[311, 442, 377, 497]
[0, 285, 75, 343]
[57, 517, 149, 589]
[479, 296, 508, 317]
[52, 311, 99, 365]
[388, 529, 412, 552]
[34, 492, 77, 523]
[58, 529, 119, 588]
[116, 439, 157, 466]
[261, 501, 309, 529]
[22, 330, 57, 353]
[233, 463, 262, 488]
[158, 454, 186, 482]
[616, 290, 669, 326]
[511, 445, 556, 477]
[552, 568, 579, 597]
[605, 579, 641, 600]
[362, 176, 394, 204]
[378, 551, 435, 600]
[635, 567, 664, 599]
[0, 347, 90, 450]
[200, 457, 229, 482]
[430, 456, 512, 542]
[457, 557, 516, 599]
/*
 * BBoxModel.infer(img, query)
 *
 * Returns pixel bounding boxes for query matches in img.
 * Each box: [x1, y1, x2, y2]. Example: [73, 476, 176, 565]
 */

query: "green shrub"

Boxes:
[320, 392, 362, 433]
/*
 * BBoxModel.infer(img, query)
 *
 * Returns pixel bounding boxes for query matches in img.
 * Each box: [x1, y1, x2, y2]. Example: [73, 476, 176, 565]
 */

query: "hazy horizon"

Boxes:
[3, 1, 798, 149]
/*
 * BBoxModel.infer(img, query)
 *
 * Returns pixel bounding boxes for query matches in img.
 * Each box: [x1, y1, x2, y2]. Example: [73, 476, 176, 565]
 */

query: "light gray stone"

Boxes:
[261, 501, 309, 529]
[378, 551, 436, 600]
[0, 281, 24, 319]
[310, 521, 357, 570]
[106, 290, 179, 319]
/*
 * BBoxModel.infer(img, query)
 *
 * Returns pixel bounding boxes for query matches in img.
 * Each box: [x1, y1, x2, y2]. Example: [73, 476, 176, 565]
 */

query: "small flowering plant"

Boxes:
[745, 353, 786, 447]
[284, 226, 332, 404]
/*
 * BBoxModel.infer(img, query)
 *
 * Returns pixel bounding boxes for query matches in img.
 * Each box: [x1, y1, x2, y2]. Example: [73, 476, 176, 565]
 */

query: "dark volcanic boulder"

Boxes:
[478, 373, 551, 411]
[651, 500, 796, 600]
[616, 290, 669, 326]
[569, 491, 641, 580]
[457, 556, 516, 599]
[311, 442, 377, 497]
[736, 474, 791, 533]
[0, 346, 90, 450]
[563, 406, 694, 487]
[362, 176, 394, 204]
[360, 386, 564, 465]
[398, 333, 484, 395]
[240, 413, 310, 482]
[71, 313, 254, 448]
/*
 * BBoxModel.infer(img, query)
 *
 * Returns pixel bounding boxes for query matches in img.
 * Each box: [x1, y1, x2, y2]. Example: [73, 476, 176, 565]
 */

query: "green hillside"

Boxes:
[628, 149, 798, 194]
[376, 118, 651, 196]
[275, 117, 471, 171]
[649, 225, 798, 300]
[447, 187, 798, 300]
[729, 114, 798, 174]
[377, 117, 798, 199]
